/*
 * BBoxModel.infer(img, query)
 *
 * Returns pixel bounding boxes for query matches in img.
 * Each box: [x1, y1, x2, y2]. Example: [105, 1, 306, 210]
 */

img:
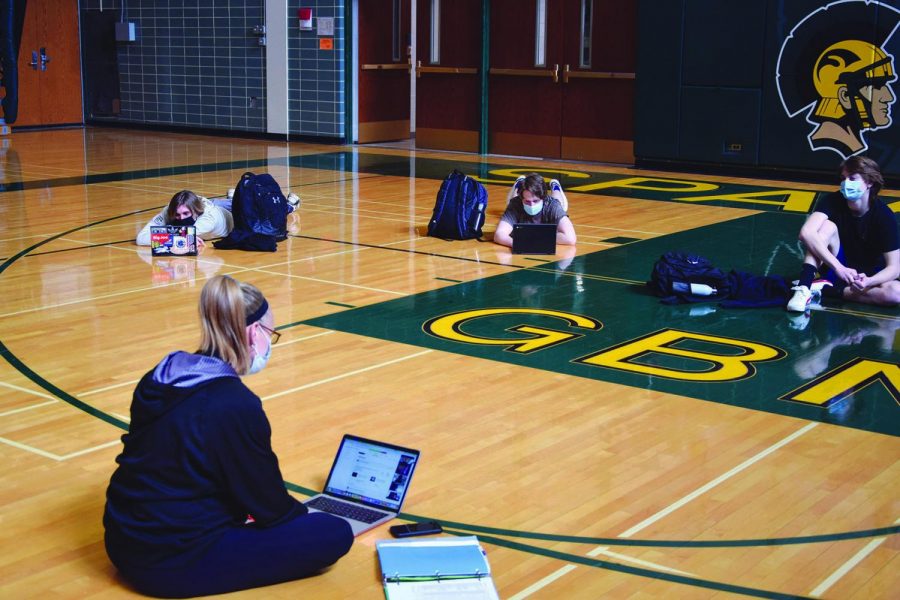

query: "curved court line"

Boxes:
[445, 530, 808, 600]
[0, 210, 159, 430]
[0, 208, 891, 599]
[401, 516, 900, 548]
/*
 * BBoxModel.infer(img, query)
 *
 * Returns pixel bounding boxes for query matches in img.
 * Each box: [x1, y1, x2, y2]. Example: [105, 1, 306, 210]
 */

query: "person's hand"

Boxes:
[850, 273, 869, 291]
[834, 264, 858, 285]
[196, 236, 206, 251]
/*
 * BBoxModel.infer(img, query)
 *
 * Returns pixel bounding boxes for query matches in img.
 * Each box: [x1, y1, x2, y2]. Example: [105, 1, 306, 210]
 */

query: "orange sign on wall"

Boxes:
[319, 38, 333, 50]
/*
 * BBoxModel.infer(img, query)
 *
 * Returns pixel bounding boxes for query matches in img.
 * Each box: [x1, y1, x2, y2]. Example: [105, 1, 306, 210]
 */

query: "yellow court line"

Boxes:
[0, 436, 120, 461]
[587, 547, 693, 576]
[619, 422, 818, 538]
[529, 268, 644, 286]
[253, 268, 406, 297]
[820, 306, 900, 322]
[808, 518, 900, 598]
[0, 400, 58, 418]
[260, 349, 433, 403]
[0, 380, 58, 400]
[512, 421, 819, 599]
[77, 331, 337, 398]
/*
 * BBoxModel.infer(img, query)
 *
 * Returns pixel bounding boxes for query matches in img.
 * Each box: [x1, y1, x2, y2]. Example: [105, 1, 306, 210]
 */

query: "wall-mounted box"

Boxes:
[115, 22, 137, 42]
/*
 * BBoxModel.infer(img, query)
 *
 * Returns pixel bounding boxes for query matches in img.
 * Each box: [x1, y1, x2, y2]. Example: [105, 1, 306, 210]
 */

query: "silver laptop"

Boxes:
[304, 434, 420, 536]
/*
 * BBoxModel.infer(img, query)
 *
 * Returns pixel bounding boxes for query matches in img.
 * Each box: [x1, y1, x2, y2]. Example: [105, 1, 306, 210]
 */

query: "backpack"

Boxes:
[647, 251, 731, 303]
[233, 171, 290, 241]
[427, 170, 488, 240]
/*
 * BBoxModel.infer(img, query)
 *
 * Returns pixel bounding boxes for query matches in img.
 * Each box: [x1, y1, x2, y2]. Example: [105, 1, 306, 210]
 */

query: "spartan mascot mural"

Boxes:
[778, 0, 899, 158]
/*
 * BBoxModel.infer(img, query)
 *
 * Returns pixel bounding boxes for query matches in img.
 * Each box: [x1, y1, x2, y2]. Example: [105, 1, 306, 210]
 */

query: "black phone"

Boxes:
[389, 520, 443, 538]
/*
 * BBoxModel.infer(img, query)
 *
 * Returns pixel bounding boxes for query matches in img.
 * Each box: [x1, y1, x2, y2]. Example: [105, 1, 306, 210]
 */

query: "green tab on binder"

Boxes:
[376, 536, 499, 599]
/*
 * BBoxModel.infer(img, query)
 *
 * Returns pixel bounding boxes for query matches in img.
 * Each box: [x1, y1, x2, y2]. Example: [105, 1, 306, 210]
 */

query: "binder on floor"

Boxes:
[376, 535, 500, 600]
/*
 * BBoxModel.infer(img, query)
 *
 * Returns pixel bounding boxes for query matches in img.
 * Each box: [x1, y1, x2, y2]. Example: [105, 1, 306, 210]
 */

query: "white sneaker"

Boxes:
[810, 279, 832, 301]
[548, 178, 568, 211]
[287, 192, 301, 213]
[786, 285, 812, 312]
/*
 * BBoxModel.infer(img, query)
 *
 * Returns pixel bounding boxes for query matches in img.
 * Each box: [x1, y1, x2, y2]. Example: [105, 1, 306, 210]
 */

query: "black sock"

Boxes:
[798, 263, 816, 288]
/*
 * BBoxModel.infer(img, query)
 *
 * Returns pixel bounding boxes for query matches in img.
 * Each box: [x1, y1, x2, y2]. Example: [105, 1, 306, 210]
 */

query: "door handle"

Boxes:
[40, 47, 51, 71]
[562, 64, 635, 83]
[489, 64, 559, 83]
[29, 50, 39, 69]
[415, 60, 478, 78]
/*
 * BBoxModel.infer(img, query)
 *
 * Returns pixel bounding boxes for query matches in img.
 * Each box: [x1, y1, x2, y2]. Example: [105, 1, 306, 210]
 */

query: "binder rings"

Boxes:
[376, 536, 500, 600]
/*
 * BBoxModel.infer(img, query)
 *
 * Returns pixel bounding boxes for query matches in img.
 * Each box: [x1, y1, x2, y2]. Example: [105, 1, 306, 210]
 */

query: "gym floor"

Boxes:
[0, 127, 897, 599]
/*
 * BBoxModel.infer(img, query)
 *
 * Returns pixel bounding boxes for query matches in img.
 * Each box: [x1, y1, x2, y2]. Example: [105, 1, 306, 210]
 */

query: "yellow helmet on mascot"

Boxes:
[812, 39, 895, 128]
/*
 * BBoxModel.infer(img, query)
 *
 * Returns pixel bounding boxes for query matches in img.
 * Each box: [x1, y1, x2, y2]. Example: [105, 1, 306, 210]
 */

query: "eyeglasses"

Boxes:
[257, 323, 282, 345]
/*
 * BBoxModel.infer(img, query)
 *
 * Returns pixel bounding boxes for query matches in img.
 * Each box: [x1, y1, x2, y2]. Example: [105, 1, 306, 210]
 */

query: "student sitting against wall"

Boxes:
[492, 173, 577, 248]
[135, 190, 234, 247]
[103, 275, 353, 597]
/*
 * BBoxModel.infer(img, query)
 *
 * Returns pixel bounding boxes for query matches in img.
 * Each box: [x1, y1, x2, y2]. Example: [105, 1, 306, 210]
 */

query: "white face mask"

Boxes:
[248, 328, 272, 374]
[840, 179, 867, 202]
[523, 200, 543, 216]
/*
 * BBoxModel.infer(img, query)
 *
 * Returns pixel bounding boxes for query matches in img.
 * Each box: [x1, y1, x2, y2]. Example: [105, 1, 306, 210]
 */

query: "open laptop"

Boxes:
[304, 434, 420, 536]
[512, 223, 557, 255]
[149, 225, 198, 256]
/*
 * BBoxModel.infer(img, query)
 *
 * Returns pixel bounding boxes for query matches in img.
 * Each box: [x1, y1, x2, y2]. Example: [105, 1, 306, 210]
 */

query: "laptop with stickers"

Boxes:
[304, 435, 420, 536]
[149, 225, 198, 256]
[512, 223, 557, 255]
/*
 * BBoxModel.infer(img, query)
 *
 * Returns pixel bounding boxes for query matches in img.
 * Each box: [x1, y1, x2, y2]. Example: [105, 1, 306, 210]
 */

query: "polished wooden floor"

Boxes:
[0, 128, 898, 599]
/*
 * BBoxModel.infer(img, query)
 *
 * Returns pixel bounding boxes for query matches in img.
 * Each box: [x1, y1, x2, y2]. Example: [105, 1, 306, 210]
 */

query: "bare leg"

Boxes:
[843, 279, 900, 306]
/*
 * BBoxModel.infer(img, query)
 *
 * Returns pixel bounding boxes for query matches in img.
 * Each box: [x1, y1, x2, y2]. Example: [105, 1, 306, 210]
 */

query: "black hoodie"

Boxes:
[103, 351, 306, 568]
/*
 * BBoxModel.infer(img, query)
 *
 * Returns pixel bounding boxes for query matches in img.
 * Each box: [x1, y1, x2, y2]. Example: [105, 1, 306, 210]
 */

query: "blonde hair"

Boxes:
[197, 275, 267, 375]
[165, 190, 205, 223]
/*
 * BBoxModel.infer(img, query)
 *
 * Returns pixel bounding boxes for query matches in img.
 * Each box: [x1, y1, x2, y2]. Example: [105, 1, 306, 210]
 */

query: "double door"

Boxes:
[356, 0, 635, 163]
[487, 0, 635, 162]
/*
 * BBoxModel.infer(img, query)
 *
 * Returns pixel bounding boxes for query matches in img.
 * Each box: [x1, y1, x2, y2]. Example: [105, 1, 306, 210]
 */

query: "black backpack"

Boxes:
[427, 170, 488, 240]
[233, 171, 290, 241]
[648, 252, 731, 303]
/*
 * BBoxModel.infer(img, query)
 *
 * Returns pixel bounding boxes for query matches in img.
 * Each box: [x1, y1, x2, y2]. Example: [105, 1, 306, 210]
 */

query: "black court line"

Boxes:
[444, 530, 810, 600]
[289, 233, 525, 268]
[0, 156, 284, 193]
[0, 189, 892, 597]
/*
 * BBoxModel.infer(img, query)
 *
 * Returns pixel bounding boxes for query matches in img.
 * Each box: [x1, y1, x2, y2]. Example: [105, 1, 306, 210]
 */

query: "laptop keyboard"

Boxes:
[306, 496, 389, 524]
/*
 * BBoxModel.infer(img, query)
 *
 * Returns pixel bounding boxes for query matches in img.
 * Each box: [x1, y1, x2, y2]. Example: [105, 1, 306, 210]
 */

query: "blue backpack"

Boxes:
[427, 170, 488, 240]
[648, 252, 731, 303]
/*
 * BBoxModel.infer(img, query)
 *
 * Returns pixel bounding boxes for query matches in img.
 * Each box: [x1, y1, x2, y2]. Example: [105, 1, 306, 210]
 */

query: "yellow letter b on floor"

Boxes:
[577, 329, 784, 382]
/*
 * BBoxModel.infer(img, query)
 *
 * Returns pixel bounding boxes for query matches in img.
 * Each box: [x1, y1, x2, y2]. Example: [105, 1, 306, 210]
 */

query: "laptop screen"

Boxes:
[512, 223, 557, 255]
[150, 225, 197, 256]
[323, 435, 420, 512]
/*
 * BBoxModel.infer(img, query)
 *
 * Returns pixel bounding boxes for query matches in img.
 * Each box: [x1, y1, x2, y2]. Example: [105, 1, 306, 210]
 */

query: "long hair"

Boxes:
[165, 190, 205, 223]
[522, 173, 549, 200]
[197, 275, 267, 375]
[840, 156, 884, 196]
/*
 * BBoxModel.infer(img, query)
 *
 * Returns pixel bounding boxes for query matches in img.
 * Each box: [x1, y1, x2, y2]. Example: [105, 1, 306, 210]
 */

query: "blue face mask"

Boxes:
[840, 179, 867, 202]
[248, 331, 272, 374]
[523, 200, 543, 216]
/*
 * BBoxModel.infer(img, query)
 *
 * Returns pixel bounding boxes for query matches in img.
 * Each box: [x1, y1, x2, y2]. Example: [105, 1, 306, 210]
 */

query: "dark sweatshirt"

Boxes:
[104, 351, 306, 568]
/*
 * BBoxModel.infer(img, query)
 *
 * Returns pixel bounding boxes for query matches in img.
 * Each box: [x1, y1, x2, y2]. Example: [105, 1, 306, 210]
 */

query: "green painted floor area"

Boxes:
[0, 150, 828, 215]
[304, 212, 900, 436]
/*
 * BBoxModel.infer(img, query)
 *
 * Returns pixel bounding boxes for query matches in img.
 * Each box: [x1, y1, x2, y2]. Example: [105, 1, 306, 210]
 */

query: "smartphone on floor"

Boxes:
[389, 520, 443, 538]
